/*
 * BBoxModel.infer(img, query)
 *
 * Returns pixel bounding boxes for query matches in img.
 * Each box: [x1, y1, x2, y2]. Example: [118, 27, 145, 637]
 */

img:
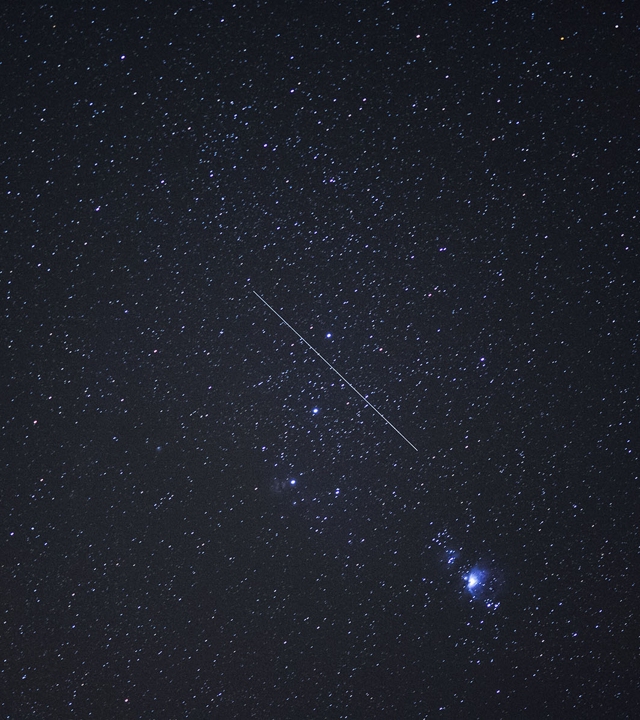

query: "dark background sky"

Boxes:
[2, 1, 638, 718]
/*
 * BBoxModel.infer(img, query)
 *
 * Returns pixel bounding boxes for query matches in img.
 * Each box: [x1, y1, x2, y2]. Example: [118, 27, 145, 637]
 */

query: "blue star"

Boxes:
[446, 549, 459, 565]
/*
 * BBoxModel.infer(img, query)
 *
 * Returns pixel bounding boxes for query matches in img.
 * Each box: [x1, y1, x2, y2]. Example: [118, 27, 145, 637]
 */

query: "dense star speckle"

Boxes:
[2, 1, 638, 718]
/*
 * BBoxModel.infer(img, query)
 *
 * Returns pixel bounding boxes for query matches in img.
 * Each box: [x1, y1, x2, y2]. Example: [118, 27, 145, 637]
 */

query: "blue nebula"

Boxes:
[465, 569, 485, 593]
[463, 563, 504, 605]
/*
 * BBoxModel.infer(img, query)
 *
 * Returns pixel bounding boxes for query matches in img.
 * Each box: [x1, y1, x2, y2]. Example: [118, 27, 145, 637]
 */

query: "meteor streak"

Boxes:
[253, 291, 418, 451]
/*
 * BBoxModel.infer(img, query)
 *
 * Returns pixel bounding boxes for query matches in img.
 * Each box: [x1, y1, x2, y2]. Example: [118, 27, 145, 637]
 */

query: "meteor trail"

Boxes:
[253, 291, 418, 451]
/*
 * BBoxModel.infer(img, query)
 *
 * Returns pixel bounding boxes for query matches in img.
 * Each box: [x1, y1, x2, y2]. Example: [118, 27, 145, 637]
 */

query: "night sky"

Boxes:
[2, 1, 638, 718]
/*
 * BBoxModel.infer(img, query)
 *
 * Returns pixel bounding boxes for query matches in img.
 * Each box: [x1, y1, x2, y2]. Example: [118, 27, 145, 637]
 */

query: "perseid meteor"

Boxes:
[253, 291, 418, 451]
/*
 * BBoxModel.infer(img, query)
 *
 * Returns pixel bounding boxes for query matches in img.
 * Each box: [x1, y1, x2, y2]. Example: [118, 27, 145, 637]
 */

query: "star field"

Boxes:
[2, 1, 638, 718]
